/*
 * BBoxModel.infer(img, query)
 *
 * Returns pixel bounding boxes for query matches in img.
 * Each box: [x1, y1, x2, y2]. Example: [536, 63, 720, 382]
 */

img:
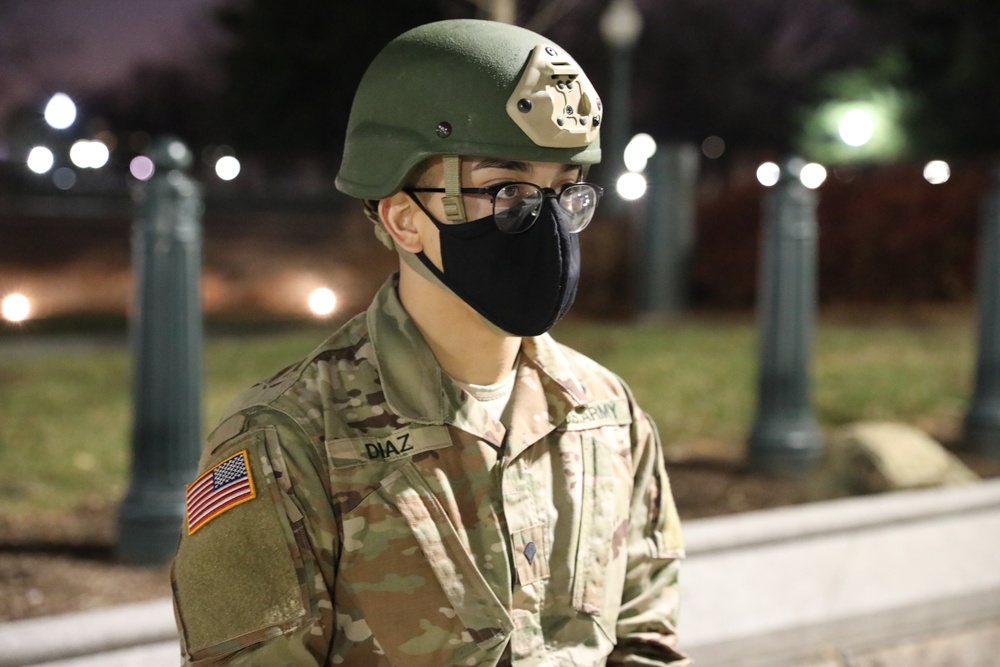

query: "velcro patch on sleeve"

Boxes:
[185, 450, 257, 535]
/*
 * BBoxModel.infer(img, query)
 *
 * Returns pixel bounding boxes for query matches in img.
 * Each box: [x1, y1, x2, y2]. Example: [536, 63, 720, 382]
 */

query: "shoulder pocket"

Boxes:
[172, 427, 316, 660]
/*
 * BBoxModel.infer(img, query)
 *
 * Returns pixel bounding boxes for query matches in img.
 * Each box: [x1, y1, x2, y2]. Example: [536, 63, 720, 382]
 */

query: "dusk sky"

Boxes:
[0, 0, 229, 120]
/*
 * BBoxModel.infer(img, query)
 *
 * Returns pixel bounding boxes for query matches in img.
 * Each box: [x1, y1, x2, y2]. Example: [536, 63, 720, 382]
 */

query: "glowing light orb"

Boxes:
[838, 109, 875, 147]
[2, 294, 31, 322]
[129, 156, 155, 181]
[167, 141, 189, 162]
[756, 162, 780, 187]
[616, 172, 647, 200]
[215, 156, 241, 181]
[623, 133, 657, 172]
[44, 93, 77, 129]
[308, 288, 337, 316]
[799, 162, 828, 189]
[923, 160, 950, 185]
[69, 140, 110, 169]
[27, 146, 54, 174]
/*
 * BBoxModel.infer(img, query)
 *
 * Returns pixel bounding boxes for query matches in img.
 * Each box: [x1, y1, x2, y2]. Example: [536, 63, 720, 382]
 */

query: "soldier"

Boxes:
[171, 18, 688, 666]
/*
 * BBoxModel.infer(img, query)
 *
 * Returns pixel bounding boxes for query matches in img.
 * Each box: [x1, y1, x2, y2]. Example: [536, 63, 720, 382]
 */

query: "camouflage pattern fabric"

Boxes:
[171, 275, 688, 666]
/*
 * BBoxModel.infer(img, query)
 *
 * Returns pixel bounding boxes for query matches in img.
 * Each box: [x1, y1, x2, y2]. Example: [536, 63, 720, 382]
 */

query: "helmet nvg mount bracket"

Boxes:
[335, 19, 603, 207]
[505, 43, 601, 149]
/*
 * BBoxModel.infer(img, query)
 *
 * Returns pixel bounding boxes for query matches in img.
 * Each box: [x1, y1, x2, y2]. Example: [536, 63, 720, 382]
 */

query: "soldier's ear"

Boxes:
[379, 193, 423, 253]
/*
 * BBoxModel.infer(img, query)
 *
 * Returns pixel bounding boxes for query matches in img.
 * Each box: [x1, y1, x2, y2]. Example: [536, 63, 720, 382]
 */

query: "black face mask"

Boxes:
[413, 201, 581, 337]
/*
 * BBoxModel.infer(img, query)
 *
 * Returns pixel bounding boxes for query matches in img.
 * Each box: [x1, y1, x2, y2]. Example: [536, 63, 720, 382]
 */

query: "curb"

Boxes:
[679, 479, 1000, 665]
[0, 599, 177, 667]
[683, 475, 1000, 554]
[2, 479, 999, 666]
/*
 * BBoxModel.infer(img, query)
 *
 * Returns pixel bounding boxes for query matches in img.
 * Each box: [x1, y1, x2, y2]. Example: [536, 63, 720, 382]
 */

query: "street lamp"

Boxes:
[43, 93, 77, 130]
[599, 0, 643, 210]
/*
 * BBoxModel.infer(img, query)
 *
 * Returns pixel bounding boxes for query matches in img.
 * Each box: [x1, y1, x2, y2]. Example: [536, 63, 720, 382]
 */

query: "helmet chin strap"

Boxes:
[441, 154, 466, 222]
[396, 152, 463, 289]
[398, 246, 449, 293]
[368, 154, 466, 249]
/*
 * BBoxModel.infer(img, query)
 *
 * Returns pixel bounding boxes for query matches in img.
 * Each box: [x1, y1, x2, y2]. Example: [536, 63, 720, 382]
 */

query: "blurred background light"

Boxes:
[69, 140, 110, 169]
[923, 160, 951, 185]
[756, 161, 780, 187]
[701, 135, 725, 159]
[27, 146, 54, 174]
[129, 155, 155, 180]
[44, 93, 77, 130]
[308, 287, 337, 317]
[799, 93, 904, 165]
[53, 167, 77, 190]
[215, 155, 241, 181]
[167, 140, 190, 163]
[838, 109, 875, 147]
[623, 133, 657, 172]
[800, 162, 828, 189]
[599, 0, 643, 47]
[2, 294, 31, 322]
[616, 172, 647, 200]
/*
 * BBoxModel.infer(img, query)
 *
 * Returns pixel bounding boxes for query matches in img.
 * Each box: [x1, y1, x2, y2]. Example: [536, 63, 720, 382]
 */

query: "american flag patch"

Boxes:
[186, 450, 257, 535]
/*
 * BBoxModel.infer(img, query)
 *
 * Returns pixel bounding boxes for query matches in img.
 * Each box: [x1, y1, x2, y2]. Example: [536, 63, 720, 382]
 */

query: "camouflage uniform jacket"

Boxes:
[172, 275, 688, 666]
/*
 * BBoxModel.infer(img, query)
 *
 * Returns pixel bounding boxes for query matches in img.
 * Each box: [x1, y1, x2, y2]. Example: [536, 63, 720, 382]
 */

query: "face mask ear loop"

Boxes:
[441, 154, 467, 223]
[397, 191, 461, 299]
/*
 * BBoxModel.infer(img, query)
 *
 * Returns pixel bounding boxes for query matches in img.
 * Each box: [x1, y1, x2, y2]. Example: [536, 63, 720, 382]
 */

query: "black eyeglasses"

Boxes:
[404, 181, 603, 234]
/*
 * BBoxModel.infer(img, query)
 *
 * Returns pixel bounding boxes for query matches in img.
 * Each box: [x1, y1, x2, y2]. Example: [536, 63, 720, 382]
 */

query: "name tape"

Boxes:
[327, 425, 453, 468]
[562, 398, 632, 431]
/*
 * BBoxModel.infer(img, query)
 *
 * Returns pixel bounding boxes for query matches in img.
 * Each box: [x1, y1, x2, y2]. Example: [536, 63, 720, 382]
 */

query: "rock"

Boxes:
[807, 421, 979, 501]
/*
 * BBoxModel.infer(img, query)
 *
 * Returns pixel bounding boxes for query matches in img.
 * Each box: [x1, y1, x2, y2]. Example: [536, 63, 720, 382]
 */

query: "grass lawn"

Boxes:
[0, 313, 979, 517]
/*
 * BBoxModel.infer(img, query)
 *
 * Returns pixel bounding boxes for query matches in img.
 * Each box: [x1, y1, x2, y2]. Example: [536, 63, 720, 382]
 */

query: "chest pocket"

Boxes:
[561, 399, 634, 640]
[337, 461, 513, 666]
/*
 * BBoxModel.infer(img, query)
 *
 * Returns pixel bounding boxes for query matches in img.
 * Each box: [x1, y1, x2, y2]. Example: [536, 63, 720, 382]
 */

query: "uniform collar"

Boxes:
[366, 275, 587, 452]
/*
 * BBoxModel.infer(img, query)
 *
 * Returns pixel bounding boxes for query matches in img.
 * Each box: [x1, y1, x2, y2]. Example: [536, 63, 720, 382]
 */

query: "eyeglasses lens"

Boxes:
[559, 184, 597, 232]
[494, 183, 544, 233]
[492, 182, 599, 234]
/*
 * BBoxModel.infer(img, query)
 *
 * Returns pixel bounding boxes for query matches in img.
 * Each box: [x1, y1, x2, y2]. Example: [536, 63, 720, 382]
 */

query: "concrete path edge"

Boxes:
[1, 479, 999, 666]
[0, 599, 177, 667]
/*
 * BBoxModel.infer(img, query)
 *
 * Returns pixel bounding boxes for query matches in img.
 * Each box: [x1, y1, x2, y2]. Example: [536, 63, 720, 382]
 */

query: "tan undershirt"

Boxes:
[452, 366, 517, 425]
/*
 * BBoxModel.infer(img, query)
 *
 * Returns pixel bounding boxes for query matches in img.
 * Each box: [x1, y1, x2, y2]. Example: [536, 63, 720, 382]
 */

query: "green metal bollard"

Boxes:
[638, 144, 700, 318]
[747, 161, 824, 476]
[117, 137, 203, 565]
[964, 164, 1000, 457]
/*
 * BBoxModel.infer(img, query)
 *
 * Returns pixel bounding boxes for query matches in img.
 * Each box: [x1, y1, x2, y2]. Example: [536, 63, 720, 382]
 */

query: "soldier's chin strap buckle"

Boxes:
[442, 154, 467, 223]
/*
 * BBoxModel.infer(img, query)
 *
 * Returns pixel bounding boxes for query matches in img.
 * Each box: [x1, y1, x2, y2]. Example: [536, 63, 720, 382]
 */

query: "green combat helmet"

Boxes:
[335, 19, 602, 242]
